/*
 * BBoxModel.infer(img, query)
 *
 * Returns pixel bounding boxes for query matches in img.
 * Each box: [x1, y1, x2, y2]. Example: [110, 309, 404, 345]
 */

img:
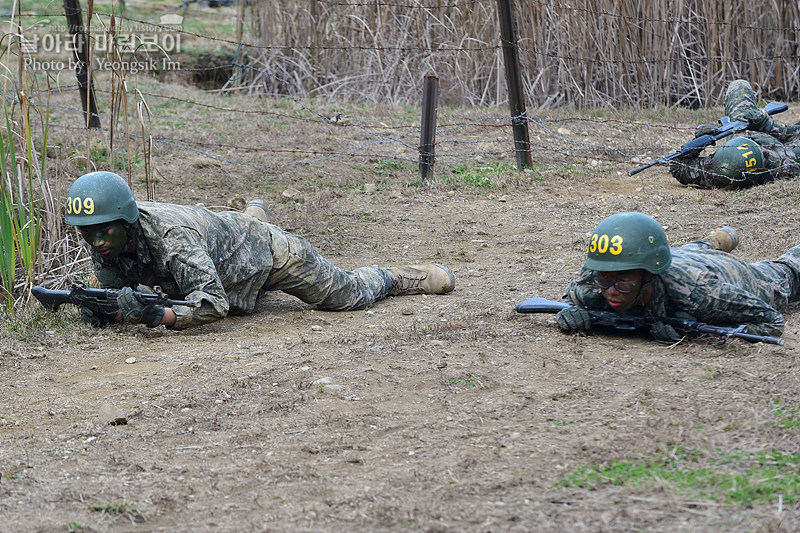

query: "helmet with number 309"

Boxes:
[583, 212, 671, 274]
[64, 171, 139, 226]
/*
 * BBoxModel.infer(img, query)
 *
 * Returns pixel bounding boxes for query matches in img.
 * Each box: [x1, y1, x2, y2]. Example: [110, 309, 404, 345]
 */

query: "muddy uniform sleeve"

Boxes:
[668, 151, 721, 188]
[161, 227, 231, 330]
[683, 274, 785, 337]
[755, 120, 800, 145]
[666, 124, 720, 187]
[751, 132, 800, 182]
[663, 247, 786, 337]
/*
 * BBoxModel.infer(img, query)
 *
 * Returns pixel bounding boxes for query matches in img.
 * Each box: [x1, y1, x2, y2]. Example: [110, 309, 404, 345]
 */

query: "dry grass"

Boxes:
[246, 0, 800, 109]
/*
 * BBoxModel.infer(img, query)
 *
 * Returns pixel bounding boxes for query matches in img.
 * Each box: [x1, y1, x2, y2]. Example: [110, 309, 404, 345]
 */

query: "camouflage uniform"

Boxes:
[563, 238, 800, 337]
[670, 79, 800, 187]
[90, 201, 391, 329]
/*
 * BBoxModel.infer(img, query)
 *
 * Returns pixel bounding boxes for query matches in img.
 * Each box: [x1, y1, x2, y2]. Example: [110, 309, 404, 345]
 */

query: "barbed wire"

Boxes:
[518, 45, 800, 66]
[15, 12, 498, 52]
[12, 7, 799, 60]
[37, 98, 753, 175]
[40, 109, 800, 189]
[315, 1, 481, 8]
[15, 4, 798, 32]
[9, 83, 709, 136]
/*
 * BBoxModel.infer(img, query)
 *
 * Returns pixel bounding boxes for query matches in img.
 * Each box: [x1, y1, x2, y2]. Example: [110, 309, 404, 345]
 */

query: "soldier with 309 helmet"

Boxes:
[557, 212, 800, 341]
[64, 171, 455, 329]
[670, 79, 800, 188]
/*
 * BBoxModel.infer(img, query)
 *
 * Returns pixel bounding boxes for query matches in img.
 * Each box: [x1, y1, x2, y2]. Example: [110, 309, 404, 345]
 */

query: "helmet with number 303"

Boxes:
[583, 212, 672, 274]
[64, 171, 139, 226]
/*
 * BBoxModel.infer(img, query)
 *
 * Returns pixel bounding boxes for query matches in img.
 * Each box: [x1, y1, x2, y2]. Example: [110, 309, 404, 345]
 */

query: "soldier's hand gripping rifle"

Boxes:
[516, 296, 785, 345]
[629, 101, 788, 176]
[32, 281, 200, 314]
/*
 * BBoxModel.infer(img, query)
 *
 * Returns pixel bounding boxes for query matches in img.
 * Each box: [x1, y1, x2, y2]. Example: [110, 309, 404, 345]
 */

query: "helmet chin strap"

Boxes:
[632, 273, 655, 307]
[122, 222, 135, 253]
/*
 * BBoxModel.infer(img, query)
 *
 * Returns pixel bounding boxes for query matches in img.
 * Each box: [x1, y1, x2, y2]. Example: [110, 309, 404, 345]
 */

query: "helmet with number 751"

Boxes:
[583, 212, 672, 274]
[64, 171, 139, 226]
[710, 136, 765, 186]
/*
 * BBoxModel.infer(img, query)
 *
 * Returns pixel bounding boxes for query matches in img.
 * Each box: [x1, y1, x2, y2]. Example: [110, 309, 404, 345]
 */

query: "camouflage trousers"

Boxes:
[261, 224, 392, 311]
[725, 80, 795, 137]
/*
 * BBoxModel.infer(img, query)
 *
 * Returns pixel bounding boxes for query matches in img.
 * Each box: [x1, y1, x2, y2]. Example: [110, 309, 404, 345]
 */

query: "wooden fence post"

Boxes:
[63, 0, 101, 129]
[419, 75, 439, 183]
[496, 0, 531, 170]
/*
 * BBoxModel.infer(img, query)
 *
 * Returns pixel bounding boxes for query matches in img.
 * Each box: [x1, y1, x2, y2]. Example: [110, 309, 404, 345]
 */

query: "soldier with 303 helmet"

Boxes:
[557, 212, 800, 341]
[670, 79, 800, 188]
[64, 171, 455, 330]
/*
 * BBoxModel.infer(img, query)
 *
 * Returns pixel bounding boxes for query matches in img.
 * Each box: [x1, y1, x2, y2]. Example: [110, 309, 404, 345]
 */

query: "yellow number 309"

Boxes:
[66, 196, 95, 216]
[589, 233, 623, 255]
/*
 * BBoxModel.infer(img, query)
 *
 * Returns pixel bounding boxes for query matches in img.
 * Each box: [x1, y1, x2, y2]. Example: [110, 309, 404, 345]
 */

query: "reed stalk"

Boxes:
[244, 0, 800, 109]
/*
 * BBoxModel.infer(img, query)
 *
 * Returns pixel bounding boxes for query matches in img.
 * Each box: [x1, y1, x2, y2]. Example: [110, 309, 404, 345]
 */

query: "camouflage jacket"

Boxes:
[90, 202, 276, 329]
[563, 241, 791, 337]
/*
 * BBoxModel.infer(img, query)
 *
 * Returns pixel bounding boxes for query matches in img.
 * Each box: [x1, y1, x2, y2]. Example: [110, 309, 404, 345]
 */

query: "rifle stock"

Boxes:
[516, 296, 784, 345]
[629, 101, 789, 176]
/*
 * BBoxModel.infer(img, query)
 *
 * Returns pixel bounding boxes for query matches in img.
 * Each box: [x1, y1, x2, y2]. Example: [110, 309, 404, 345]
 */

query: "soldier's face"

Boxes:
[79, 221, 129, 259]
[594, 269, 645, 312]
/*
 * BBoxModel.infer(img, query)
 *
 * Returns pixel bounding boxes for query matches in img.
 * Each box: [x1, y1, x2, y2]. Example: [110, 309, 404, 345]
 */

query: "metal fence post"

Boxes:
[419, 75, 439, 183]
[497, 0, 531, 170]
[64, 0, 101, 129]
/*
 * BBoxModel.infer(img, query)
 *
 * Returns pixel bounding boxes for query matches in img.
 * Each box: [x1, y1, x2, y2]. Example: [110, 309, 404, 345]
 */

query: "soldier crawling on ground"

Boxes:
[670, 79, 800, 188]
[555, 212, 800, 342]
[65, 171, 455, 330]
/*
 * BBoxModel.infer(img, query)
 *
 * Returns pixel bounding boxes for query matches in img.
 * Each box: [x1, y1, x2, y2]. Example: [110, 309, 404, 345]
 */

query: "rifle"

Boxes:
[32, 282, 200, 314]
[628, 101, 789, 176]
[516, 296, 785, 346]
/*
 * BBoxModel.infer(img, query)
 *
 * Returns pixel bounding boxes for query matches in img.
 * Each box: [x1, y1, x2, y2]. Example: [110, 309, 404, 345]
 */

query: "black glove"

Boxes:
[556, 306, 592, 332]
[649, 321, 682, 342]
[80, 306, 118, 327]
[649, 311, 696, 342]
[694, 123, 718, 138]
[117, 286, 165, 327]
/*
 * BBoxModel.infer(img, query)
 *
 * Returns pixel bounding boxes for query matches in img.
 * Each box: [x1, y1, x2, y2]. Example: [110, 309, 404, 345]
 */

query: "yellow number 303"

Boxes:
[589, 233, 623, 255]
[66, 196, 95, 215]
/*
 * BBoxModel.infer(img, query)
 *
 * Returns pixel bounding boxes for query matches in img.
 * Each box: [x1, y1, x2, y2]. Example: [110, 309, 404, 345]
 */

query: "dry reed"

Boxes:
[244, 0, 800, 109]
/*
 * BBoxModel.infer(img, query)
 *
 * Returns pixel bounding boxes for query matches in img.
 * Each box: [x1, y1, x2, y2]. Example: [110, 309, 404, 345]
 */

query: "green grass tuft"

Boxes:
[560, 445, 800, 506]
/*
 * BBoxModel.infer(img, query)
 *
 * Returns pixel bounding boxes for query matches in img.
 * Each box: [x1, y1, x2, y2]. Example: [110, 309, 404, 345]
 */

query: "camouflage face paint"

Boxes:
[79, 222, 130, 260]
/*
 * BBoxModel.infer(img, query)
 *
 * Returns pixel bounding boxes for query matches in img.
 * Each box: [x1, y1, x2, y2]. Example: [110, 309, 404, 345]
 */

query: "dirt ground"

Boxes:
[2, 79, 800, 532]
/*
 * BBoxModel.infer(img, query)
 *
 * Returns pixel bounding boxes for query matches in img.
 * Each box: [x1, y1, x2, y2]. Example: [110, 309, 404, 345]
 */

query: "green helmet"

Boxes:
[584, 212, 671, 274]
[711, 136, 764, 186]
[64, 172, 139, 226]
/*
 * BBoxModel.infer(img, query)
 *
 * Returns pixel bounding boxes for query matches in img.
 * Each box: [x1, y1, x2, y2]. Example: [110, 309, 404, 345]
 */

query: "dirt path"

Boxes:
[3, 104, 800, 532]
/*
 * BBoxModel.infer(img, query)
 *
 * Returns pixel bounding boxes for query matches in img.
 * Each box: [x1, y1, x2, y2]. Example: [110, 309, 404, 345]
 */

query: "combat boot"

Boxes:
[386, 264, 455, 296]
[243, 199, 270, 223]
[705, 226, 739, 253]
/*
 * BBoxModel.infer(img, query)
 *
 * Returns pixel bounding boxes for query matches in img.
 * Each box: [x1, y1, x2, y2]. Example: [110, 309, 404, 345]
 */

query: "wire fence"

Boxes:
[4, 2, 800, 178]
[22, 84, 687, 173]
